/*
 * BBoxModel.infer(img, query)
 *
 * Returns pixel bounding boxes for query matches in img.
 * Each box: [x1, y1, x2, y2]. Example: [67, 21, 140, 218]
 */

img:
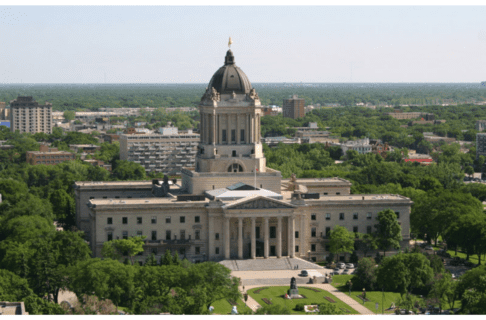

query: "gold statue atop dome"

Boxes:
[228, 37, 233, 48]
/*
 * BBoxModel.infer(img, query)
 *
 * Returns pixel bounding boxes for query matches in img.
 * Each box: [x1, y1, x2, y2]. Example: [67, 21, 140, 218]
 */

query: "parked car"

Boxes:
[342, 269, 350, 274]
[337, 262, 346, 269]
[301, 270, 309, 277]
[345, 263, 355, 269]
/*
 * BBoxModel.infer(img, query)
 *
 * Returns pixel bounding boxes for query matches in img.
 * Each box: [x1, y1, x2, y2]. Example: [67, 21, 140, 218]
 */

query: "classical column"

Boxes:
[300, 215, 305, 258]
[212, 113, 216, 145]
[289, 216, 295, 258]
[208, 215, 213, 261]
[227, 114, 230, 144]
[277, 216, 282, 258]
[251, 217, 256, 259]
[236, 114, 240, 145]
[246, 114, 250, 144]
[250, 114, 254, 143]
[264, 217, 269, 258]
[238, 217, 243, 259]
[224, 217, 230, 259]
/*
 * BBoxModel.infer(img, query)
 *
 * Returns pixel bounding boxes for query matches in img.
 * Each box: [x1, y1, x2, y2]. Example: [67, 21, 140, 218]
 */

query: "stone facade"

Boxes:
[10, 96, 52, 134]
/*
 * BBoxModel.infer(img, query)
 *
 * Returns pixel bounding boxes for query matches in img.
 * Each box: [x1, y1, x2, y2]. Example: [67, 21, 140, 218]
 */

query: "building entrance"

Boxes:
[270, 245, 276, 256]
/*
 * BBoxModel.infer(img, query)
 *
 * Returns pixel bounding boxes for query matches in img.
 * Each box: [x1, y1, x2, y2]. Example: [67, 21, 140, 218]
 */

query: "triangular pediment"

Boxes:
[223, 195, 296, 210]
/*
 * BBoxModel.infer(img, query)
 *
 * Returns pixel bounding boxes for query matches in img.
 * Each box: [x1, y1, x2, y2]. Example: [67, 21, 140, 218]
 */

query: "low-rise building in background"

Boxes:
[26, 145, 76, 165]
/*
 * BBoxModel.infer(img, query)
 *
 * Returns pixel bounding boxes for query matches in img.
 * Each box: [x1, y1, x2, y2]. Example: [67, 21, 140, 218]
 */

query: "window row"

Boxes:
[311, 211, 400, 221]
[106, 216, 200, 225]
[313, 225, 375, 238]
[107, 229, 201, 241]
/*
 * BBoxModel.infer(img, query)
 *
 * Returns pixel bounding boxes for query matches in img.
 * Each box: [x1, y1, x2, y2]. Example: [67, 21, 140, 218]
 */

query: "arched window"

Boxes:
[228, 163, 243, 173]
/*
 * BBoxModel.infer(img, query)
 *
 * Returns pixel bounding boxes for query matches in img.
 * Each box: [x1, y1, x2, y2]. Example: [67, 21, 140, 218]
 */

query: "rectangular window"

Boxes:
[137, 230, 142, 237]
[353, 213, 358, 220]
[311, 214, 316, 221]
[367, 226, 372, 234]
[336, 192, 341, 195]
[312, 257, 317, 262]
[180, 230, 185, 240]
[231, 129, 236, 142]
[395, 211, 400, 219]
[180, 216, 185, 223]
[137, 217, 142, 224]
[166, 217, 171, 224]
[353, 226, 358, 233]
[324, 192, 328, 195]
[152, 248, 158, 255]
[215, 247, 220, 255]
[107, 232, 113, 241]
[115, 196, 120, 199]
[107, 217, 113, 225]
[339, 213, 344, 220]
[215, 233, 220, 240]
[222, 129, 227, 142]
[270, 226, 276, 239]
[367, 212, 372, 220]
[122, 231, 128, 239]
[195, 247, 200, 255]
[122, 217, 128, 224]
[89, 196, 95, 200]
[195, 216, 200, 223]
[103, 196, 107, 199]
[325, 244, 330, 251]
[195, 230, 200, 240]
[326, 227, 331, 237]
[311, 244, 316, 252]
[295, 231, 299, 239]
[166, 230, 171, 240]
[311, 227, 316, 238]
[295, 245, 299, 253]
[326, 213, 331, 220]
[152, 231, 157, 241]
[151, 216, 157, 224]
[240, 129, 245, 142]
[256, 227, 260, 239]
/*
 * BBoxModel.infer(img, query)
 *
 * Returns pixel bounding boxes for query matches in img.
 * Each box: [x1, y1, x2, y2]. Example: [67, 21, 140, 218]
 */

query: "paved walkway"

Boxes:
[239, 283, 374, 315]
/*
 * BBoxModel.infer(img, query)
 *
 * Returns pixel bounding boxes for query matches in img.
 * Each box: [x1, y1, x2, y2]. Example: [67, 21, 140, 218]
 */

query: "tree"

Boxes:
[101, 236, 146, 265]
[428, 273, 454, 314]
[328, 225, 355, 260]
[374, 209, 402, 256]
[145, 253, 158, 266]
[68, 259, 136, 311]
[355, 233, 378, 257]
[0, 269, 33, 302]
[161, 249, 173, 266]
[461, 275, 486, 314]
[427, 254, 445, 274]
[63, 110, 76, 122]
[376, 253, 434, 294]
[1, 215, 55, 243]
[355, 257, 378, 290]
[112, 160, 146, 180]
[172, 251, 181, 266]
[187, 262, 240, 310]
[49, 189, 75, 227]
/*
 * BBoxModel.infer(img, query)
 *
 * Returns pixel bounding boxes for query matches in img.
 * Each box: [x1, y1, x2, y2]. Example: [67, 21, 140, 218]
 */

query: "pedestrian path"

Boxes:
[239, 286, 261, 312]
[312, 283, 375, 315]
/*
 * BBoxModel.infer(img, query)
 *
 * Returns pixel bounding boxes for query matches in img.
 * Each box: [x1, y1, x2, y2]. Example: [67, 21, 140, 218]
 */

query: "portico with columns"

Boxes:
[204, 195, 301, 260]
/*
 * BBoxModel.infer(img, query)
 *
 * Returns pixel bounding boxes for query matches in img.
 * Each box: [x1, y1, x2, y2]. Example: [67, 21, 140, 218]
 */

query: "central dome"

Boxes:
[207, 50, 252, 95]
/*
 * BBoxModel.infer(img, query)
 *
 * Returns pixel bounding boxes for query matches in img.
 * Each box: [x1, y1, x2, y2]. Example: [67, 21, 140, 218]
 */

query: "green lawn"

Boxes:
[211, 297, 252, 315]
[432, 245, 485, 265]
[247, 286, 359, 315]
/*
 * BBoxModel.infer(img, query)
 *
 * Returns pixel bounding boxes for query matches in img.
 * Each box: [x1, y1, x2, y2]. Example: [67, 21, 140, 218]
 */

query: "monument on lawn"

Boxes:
[231, 306, 238, 315]
[288, 277, 300, 298]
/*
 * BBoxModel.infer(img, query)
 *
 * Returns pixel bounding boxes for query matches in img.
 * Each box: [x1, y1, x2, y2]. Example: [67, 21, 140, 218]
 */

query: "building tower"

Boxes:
[182, 48, 282, 195]
[283, 94, 305, 119]
[196, 49, 265, 174]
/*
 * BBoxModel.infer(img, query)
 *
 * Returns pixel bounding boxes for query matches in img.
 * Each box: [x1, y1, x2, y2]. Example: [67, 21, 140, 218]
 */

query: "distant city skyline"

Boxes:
[1, 6, 485, 83]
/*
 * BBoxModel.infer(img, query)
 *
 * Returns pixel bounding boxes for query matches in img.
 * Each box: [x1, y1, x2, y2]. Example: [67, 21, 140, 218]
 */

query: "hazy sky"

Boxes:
[1, 6, 485, 83]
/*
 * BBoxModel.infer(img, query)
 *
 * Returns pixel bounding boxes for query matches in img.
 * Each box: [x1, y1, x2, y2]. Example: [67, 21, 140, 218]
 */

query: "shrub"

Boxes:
[349, 251, 359, 265]
[375, 252, 382, 264]
[294, 303, 305, 311]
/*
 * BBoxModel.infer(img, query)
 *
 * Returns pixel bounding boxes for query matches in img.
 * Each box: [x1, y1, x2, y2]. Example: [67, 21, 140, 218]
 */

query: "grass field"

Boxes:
[211, 297, 252, 315]
[247, 286, 359, 315]
[432, 245, 486, 265]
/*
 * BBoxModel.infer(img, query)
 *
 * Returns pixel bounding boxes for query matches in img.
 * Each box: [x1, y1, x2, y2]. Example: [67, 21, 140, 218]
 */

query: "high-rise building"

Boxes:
[476, 120, 486, 132]
[477, 133, 486, 159]
[9, 96, 52, 134]
[119, 129, 199, 175]
[283, 95, 305, 119]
